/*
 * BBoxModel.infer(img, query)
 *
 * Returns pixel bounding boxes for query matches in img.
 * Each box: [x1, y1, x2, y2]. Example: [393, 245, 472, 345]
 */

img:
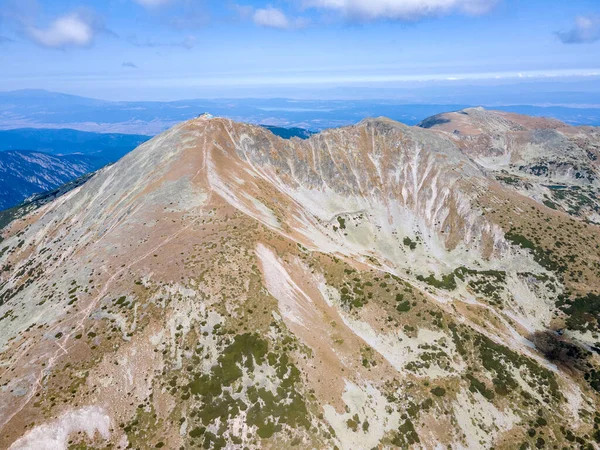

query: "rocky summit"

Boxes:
[1, 109, 600, 449]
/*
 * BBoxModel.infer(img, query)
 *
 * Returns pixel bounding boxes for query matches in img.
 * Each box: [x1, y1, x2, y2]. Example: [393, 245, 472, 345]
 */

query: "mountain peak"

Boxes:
[197, 112, 216, 120]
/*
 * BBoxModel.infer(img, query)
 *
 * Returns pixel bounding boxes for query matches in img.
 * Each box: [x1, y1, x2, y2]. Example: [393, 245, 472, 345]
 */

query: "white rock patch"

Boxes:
[452, 390, 518, 449]
[324, 380, 400, 450]
[9, 406, 111, 450]
[256, 243, 314, 328]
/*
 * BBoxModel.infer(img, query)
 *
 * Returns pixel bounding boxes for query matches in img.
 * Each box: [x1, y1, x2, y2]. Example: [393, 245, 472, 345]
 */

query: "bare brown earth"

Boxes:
[0, 111, 599, 449]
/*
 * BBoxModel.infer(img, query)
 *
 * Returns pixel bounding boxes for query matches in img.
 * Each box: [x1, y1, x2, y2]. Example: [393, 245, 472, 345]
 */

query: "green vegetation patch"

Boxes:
[466, 374, 495, 400]
[122, 399, 163, 448]
[547, 185, 599, 216]
[417, 273, 457, 291]
[557, 292, 600, 333]
[585, 369, 600, 393]
[497, 174, 521, 186]
[448, 323, 468, 357]
[403, 237, 417, 250]
[455, 267, 507, 306]
[394, 293, 412, 313]
[430, 386, 446, 397]
[391, 418, 420, 447]
[505, 230, 565, 273]
[183, 333, 309, 448]
[189, 334, 268, 396]
[543, 199, 558, 210]
[475, 335, 561, 402]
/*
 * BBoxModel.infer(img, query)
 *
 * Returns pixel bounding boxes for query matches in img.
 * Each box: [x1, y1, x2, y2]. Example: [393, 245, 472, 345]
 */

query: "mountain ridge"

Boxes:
[1, 111, 599, 449]
[3, 88, 600, 136]
[419, 107, 600, 222]
[0, 150, 95, 210]
[0, 126, 308, 212]
[0, 129, 149, 210]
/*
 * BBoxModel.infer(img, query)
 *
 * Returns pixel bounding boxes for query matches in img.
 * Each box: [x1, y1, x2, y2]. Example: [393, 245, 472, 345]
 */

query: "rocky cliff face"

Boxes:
[1, 112, 600, 450]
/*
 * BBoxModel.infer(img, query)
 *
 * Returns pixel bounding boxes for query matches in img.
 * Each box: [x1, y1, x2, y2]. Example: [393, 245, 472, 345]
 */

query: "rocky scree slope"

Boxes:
[0, 113, 600, 449]
[420, 107, 600, 223]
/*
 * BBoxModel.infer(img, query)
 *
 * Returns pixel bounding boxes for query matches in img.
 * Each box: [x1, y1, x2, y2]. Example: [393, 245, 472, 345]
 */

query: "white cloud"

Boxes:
[26, 13, 97, 48]
[253, 7, 291, 29]
[557, 16, 600, 44]
[302, 0, 499, 20]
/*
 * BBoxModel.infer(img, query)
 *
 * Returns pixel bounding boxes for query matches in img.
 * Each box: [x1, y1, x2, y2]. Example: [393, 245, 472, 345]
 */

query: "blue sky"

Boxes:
[0, 0, 599, 100]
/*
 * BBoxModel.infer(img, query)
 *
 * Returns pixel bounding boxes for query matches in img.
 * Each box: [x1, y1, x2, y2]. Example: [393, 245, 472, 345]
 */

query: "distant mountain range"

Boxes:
[0, 150, 95, 210]
[0, 128, 150, 210]
[0, 171, 95, 231]
[0, 128, 150, 163]
[0, 150, 94, 209]
[2, 89, 600, 135]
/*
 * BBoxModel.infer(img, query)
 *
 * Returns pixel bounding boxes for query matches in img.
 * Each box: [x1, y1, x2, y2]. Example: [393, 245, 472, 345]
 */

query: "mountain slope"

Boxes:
[0, 114, 599, 449]
[0, 150, 95, 210]
[420, 107, 600, 222]
[0, 126, 310, 211]
[0, 129, 150, 210]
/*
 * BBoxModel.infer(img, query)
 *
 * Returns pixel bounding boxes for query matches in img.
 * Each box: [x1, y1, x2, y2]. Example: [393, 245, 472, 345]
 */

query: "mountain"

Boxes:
[0, 129, 150, 210]
[0, 89, 108, 108]
[2, 89, 600, 135]
[419, 107, 600, 223]
[0, 128, 150, 164]
[0, 151, 96, 210]
[1, 111, 600, 449]
[0, 126, 310, 211]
